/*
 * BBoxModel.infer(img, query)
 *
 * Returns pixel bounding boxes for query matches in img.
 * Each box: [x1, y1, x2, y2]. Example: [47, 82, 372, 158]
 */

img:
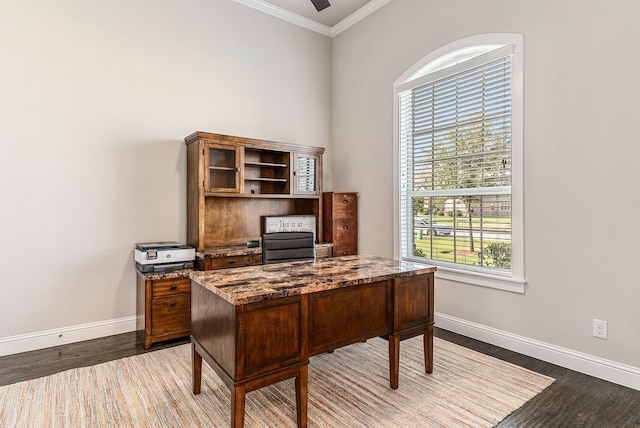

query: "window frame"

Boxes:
[392, 34, 525, 293]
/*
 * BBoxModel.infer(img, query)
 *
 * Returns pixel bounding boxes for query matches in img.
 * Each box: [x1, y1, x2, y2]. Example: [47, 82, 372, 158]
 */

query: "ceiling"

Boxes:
[263, 0, 372, 27]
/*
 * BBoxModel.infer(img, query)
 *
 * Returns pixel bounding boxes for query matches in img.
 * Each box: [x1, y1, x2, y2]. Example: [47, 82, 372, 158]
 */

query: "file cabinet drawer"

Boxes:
[332, 193, 357, 219]
[151, 277, 191, 298]
[151, 294, 191, 336]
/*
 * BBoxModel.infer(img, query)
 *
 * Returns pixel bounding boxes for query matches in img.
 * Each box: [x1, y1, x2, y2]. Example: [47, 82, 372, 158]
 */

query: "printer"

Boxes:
[134, 241, 195, 273]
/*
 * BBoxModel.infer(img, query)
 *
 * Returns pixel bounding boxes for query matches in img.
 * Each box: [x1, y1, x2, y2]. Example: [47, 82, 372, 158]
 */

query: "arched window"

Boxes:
[393, 34, 525, 292]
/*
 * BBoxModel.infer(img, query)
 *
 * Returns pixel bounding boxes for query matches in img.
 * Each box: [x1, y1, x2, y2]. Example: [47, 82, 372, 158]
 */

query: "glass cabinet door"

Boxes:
[204, 143, 241, 192]
[293, 153, 319, 194]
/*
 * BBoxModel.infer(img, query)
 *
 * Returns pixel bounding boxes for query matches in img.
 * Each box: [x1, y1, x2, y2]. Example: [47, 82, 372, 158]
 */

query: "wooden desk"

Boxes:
[190, 255, 436, 428]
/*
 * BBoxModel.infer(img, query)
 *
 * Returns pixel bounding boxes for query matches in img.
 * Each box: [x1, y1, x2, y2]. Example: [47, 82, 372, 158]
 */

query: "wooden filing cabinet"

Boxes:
[323, 192, 358, 257]
[136, 270, 192, 349]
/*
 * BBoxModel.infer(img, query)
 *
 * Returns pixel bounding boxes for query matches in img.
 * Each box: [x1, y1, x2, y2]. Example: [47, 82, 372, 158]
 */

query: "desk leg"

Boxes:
[295, 365, 308, 428]
[231, 385, 246, 428]
[192, 342, 202, 395]
[424, 325, 434, 374]
[388, 334, 400, 390]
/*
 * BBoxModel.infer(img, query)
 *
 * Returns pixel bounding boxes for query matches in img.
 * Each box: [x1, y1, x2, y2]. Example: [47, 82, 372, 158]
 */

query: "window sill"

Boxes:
[435, 266, 527, 294]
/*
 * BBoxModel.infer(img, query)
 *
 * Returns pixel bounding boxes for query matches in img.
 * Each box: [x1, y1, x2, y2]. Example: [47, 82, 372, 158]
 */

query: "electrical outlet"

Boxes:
[593, 319, 608, 339]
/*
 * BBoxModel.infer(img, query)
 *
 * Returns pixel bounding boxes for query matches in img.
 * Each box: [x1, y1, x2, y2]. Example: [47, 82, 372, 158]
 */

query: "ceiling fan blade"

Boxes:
[311, 0, 330, 12]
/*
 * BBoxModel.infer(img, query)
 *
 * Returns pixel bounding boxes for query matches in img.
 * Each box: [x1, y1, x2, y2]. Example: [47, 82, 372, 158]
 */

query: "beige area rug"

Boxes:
[0, 337, 554, 427]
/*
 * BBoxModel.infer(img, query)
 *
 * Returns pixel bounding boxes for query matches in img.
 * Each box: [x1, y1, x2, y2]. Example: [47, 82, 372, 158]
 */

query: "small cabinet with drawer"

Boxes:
[136, 271, 192, 349]
[323, 192, 358, 257]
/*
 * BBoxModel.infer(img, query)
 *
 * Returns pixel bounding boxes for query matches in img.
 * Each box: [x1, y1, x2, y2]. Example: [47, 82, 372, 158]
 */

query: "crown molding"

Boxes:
[331, 0, 392, 37]
[231, 0, 393, 38]
[232, 0, 332, 37]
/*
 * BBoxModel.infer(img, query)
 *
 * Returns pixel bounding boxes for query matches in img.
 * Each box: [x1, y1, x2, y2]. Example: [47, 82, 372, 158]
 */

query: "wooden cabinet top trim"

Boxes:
[185, 131, 325, 156]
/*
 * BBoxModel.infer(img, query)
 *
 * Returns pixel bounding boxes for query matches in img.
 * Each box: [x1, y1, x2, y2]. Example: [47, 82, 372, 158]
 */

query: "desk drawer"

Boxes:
[151, 294, 191, 336]
[151, 277, 191, 298]
[206, 254, 255, 270]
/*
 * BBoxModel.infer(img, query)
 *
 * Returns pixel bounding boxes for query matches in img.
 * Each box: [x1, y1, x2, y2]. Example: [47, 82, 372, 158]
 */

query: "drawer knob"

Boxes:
[342, 251, 349, 255]
[228, 260, 236, 264]
[342, 199, 349, 204]
[170, 285, 178, 290]
[169, 301, 178, 306]
[342, 225, 349, 229]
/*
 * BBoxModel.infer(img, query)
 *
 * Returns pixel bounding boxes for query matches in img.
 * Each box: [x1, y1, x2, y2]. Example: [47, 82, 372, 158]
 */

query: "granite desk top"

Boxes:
[197, 245, 262, 258]
[189, 254, 436, 305]
[138, 268, 195, 281]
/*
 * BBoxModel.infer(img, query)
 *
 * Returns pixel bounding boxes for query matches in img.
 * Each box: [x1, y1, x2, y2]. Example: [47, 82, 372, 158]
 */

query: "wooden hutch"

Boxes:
[185, 131, 328, 268]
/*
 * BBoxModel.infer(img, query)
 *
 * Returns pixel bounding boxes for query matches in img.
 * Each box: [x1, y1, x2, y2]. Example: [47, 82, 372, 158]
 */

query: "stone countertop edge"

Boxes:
[189, 255, 436, 305]
[197, 246, 263, 257]
[138, 269, 195, 281]
[196, 243, 333, 258]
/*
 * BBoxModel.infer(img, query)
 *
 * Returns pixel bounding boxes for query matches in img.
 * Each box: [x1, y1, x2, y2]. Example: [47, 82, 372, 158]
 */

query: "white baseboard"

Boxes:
[0, 316, 138, 357]
[436, 312, 640, 391]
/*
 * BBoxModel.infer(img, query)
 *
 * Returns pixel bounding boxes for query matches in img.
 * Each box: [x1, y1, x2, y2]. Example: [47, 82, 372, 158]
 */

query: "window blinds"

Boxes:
[399, 45, 514, 271]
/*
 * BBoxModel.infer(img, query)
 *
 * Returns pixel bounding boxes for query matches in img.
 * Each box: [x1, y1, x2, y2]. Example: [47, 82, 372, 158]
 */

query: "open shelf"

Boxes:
[245, 161, 288, 168]
[245, 177, 288, 182]
[243, 148, 290, 195]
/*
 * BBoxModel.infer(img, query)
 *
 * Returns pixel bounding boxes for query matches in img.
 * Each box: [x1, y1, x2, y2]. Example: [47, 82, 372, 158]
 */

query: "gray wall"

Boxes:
[332, 0, 640, 369]
[0, 0, 331, 344]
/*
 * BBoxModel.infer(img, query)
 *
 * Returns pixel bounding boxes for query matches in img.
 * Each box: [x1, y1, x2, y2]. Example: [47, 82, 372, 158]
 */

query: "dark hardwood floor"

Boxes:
[0, 328, 638, 427]
[436, 330, 640, 428]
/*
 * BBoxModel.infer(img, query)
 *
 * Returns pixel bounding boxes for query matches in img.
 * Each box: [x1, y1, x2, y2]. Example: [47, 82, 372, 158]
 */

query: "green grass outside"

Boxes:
[414, 234, 508, 266]
[413, 214, 512, 266]
[414, 236, 472, 264]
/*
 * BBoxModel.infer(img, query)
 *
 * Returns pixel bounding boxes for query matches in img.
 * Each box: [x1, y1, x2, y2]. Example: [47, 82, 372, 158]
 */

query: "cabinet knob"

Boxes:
[342, 251, 349, 255]
[342, 199, 349, 204]
[342, 225, 349, 229]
